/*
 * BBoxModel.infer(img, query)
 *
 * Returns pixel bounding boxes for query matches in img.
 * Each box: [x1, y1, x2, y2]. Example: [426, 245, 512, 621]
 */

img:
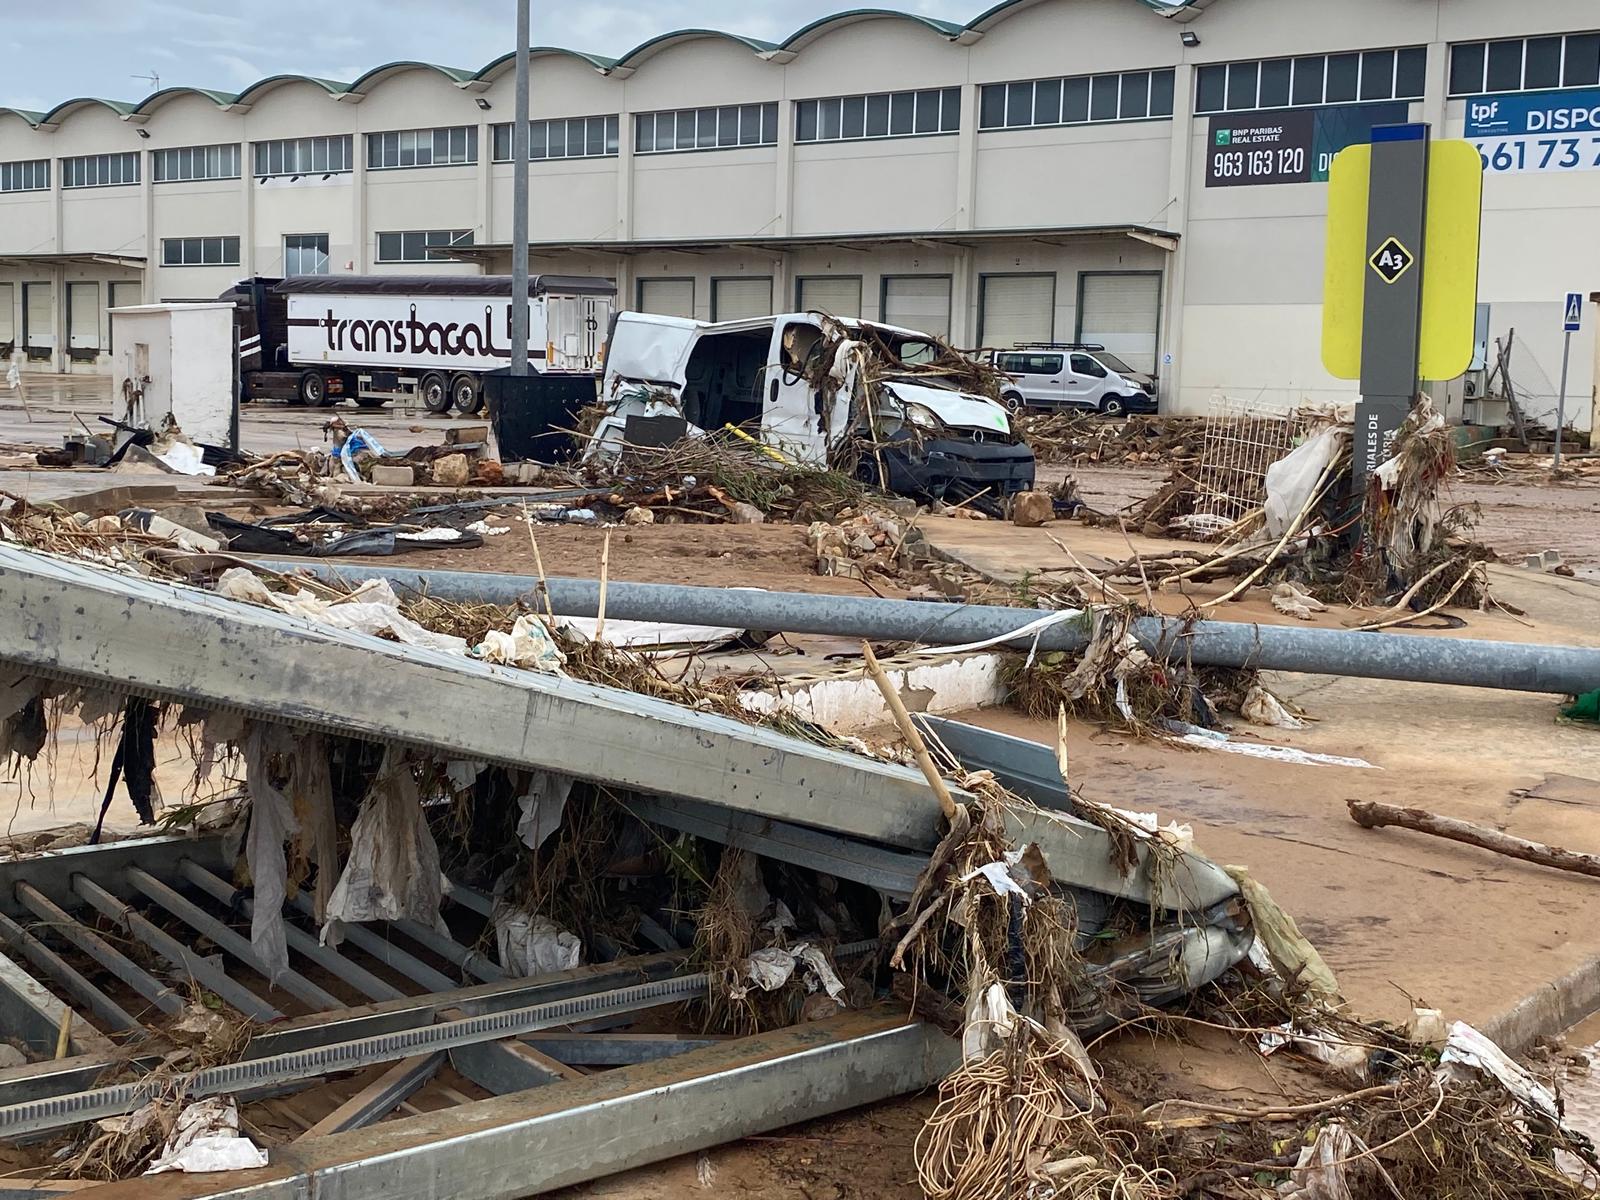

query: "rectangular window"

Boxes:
[980, 67, 1175, 128]
[61, 152, 140, 189]
[634, 102, 777, 153]
[152, 143, 241, 182]
[794, 87, 957, 143]
[253, 136, 351, 178]
[284, 234, 330, 276]
[0, 159, 48, 192]
[1450, 33, 1600, 95]
[1360, 49, 1395, 100]
[367, 125, 476, 169]
[159, 236, 241, 267]
[491, 115, 619, 161]
[374, 229, 474, 263]
[1203, 48, 1423, 111]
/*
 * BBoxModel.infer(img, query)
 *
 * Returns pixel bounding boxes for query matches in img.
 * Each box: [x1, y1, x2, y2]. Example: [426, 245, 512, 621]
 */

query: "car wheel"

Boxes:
[450, 373, 483, 415]
[297, 370, 331, 407]
[1001, 390, 1025, 413]
[419, 372, 451, 414]
[1099, 395, 1128, 418]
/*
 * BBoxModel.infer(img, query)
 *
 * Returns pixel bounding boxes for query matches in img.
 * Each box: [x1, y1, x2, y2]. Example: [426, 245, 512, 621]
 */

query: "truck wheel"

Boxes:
[419, 372, 451, 414]
[450, 373, 483, 415]
[297, 370, 332, 407]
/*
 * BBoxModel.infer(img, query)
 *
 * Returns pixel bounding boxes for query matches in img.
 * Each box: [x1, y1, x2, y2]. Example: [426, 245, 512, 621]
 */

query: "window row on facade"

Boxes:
[1449, 33, 1600, 96]
[1195, 48, 1426, 113]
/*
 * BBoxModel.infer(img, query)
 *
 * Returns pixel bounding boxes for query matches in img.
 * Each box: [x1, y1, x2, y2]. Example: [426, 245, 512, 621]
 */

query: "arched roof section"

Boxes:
[0, 107, 46, 129]
[611, 29, 778, 72]
[37, 97, 136, 125]
[232, 75, 352, 105]
[778, 10, 963, 54]
[474, 47, 617, 82]
[965, 0, 1204, 32]
[346, 61, 475, 94]
[130, 86, 240, 116]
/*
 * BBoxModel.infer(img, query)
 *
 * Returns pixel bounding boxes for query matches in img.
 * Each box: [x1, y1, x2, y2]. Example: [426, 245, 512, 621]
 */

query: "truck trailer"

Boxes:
[221, 274, 615, 414]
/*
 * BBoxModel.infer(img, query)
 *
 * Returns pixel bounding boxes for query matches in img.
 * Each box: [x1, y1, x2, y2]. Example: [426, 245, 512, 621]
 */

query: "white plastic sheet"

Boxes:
[216, 569, 467, 654]
[1440, 1020, 1559, 1121]
[242, 724, 298, 983]
[515, 770, 574, 851]
[1263, 425, 1343, 538]
[144, 1099, 267, 1175]
[728, 942, 845, 1004]
[472, 614, 566, 672]
[322, 750, 447, 944]
[493, 907, 582, 976]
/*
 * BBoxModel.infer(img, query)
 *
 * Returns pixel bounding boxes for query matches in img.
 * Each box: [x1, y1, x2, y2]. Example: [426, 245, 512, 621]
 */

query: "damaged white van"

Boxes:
[588, 311, 1036, 507]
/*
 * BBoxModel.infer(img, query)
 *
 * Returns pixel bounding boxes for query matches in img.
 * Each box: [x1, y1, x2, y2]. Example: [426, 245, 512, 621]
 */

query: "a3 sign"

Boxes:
[1368, 237, 1415, 284]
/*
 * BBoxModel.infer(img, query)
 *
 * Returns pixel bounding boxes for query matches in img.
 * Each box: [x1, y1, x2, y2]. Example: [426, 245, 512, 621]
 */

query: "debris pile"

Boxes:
[1017, 412, 1207, 466]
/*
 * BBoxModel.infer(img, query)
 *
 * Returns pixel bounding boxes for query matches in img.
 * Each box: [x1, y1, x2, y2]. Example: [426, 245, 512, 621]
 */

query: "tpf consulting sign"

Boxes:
[1465, 87, 1600, 174]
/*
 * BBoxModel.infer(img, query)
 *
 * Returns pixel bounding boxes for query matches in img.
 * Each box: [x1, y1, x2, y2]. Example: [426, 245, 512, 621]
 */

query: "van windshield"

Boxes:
[1094, 351, 1136, 375]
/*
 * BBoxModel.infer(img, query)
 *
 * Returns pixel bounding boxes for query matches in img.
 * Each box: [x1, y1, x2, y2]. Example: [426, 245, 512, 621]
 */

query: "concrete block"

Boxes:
[431, 454, 470, 487]
[447, 425, 490, 445]
[369, 464, 417, 486]
[1011, 491, 1054, 528]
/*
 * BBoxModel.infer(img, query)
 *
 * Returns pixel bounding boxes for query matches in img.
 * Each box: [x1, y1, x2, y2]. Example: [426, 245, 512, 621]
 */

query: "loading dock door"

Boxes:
[711, 277, 773, 321]
[637, 278, 695, 319]
[0, 283, 13, 349]
[882, 275, 951, 338]
[979, 274, 1054, 349]
[23, 282, 53, 358]
[797, 276, 862, 318]
[67, 282, 100, 355]
[1077, 272, 1161, 375]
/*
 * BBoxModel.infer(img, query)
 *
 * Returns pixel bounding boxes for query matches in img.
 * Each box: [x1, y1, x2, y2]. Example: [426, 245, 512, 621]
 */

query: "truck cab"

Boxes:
[994, 343, 1157, 416]
[591, 311, 1035, 507]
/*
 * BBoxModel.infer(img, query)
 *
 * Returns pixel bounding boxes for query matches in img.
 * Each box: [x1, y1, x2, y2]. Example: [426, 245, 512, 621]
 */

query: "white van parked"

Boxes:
[994, 343, 1157, 416]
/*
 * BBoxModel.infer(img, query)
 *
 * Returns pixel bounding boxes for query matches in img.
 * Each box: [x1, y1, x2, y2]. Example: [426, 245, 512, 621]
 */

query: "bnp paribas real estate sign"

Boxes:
[1205, 101, 1409, 187]
[1464, 86, 1600, 174]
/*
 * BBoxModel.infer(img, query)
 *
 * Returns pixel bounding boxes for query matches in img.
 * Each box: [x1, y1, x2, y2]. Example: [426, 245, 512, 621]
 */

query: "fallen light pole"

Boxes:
[258, 561, 1600, 696]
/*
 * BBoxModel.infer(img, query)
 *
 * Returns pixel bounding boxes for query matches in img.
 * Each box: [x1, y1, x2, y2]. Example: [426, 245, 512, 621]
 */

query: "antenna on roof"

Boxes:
[131, 71, 160, 93]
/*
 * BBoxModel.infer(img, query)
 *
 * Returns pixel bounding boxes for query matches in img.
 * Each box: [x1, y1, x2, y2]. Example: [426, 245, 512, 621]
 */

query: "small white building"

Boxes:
[0, 0, 1596, 421]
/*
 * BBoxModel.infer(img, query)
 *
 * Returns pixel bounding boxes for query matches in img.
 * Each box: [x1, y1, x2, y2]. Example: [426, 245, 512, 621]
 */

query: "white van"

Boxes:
[994, 344, 1157, 416]
[589, 310, 1036, 507]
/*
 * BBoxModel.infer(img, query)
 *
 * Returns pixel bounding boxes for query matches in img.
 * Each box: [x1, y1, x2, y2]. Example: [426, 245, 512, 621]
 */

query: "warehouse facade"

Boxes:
[0, 0, 1596, 419]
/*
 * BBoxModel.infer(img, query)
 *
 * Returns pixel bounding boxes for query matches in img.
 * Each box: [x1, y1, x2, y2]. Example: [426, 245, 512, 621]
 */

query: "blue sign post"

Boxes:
[1557, 292, 1584, 469]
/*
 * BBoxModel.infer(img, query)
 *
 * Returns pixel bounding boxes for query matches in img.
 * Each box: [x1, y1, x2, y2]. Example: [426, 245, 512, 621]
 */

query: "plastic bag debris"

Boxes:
[322, 751, 447, 944]
[1226, 866, 1344, 1009]
[465, 520, 509, 536]
[1241, 683, 1308, 729]
[1440, 1020, 1559, 1121]
[471, 614, 566, 672]
[217, 569, 467, 655]
[962, 980, 1019, 1060]
[1277, 1120, 1355, 1200]
[1271, 581, 1328, 621]
[493, 906, 582, 976]
[1264, 425, 1342, 539]
[242, 724, 297, 983]
[152, 441, 216, 478]
[515, 770, 574, 851]
[145, 1099, 267, 1175]
[728, 943, 846, 1004]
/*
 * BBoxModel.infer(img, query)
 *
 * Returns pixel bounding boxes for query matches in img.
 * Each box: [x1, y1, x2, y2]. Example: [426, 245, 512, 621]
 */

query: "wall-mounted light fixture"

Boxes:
[475, 97, 492, 111]
[1180, 30, 1201, 48]
[135, 128, 151, 139]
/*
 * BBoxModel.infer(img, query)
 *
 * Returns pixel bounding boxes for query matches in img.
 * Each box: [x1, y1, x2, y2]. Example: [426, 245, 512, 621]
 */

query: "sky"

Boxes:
[0, 0, 984, 112]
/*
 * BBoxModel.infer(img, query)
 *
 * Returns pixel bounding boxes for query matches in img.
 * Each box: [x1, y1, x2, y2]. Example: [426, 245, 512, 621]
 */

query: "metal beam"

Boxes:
[13, 883, 183, 1017]
[0, 948, 111, 1059]
[0, 912, 144, 1038]
[0, 546, 1233, 913]
[295, 1053, 444, 1140]
[521, 1033, 724, 1065]
[288, 891, 457, 994]
[66, 1009, 957, 1200]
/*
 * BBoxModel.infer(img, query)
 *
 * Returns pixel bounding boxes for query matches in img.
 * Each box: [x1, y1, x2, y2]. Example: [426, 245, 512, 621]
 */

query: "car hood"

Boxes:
[880, 380, 1012, 436]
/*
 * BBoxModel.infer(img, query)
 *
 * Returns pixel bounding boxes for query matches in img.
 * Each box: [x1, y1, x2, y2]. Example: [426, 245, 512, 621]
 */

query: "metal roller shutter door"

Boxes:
[881, 276, 951, 338]
[0, 284, 12, 345]
[797, 276, 862, 318]
[711, 277, 773, 320]
[24, 283, 53, 348]
[637, 279, 695, 319]
[1077, 273, 1161, 374]
[979, 274, 1054, 349]
[68, 282, 100, 350]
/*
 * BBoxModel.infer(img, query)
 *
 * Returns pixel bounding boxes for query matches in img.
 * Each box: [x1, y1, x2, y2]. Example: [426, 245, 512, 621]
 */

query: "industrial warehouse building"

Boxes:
[1, 0, 1597, 419]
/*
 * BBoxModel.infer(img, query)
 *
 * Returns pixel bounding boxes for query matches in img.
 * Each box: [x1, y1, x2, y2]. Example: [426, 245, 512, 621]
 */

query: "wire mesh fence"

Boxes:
[1187, 396, 1310, 535]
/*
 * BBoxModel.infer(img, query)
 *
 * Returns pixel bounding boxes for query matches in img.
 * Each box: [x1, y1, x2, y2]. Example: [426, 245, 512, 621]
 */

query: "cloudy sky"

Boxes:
[1, 0, 983, 111]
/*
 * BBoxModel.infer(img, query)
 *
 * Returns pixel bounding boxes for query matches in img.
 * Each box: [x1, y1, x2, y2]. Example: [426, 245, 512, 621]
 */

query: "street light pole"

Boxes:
[509, 0, 531, 376]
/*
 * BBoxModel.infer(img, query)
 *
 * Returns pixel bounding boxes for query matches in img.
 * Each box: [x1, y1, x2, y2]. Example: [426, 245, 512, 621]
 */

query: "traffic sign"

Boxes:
[1368, 237, 1414, 284]
[1322, 139, 1483, 382]
[1564, 291, 1583, 332]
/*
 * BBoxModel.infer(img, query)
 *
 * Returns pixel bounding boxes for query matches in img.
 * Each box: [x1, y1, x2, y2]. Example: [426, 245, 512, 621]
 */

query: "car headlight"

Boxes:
[902, 403, 943, 430]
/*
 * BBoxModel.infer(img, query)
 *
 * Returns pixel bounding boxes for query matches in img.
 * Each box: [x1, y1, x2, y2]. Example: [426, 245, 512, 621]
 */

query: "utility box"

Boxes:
[110, 302, 237, 447]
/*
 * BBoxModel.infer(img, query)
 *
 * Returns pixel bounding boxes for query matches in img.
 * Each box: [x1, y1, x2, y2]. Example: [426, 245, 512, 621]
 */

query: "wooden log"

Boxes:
[1346, 799, 1600, 879]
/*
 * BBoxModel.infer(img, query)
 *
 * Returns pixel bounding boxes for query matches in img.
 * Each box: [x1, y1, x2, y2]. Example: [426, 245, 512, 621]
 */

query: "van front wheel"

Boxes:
[1099, 395, 1128, 418]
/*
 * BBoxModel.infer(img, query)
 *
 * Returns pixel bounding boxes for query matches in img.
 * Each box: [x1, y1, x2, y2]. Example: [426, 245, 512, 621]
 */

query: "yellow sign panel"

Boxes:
[1321, 139, 1484, 381]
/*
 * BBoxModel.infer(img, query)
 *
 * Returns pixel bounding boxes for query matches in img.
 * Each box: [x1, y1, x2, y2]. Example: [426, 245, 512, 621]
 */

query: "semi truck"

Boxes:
[220, 274, 615, 414]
